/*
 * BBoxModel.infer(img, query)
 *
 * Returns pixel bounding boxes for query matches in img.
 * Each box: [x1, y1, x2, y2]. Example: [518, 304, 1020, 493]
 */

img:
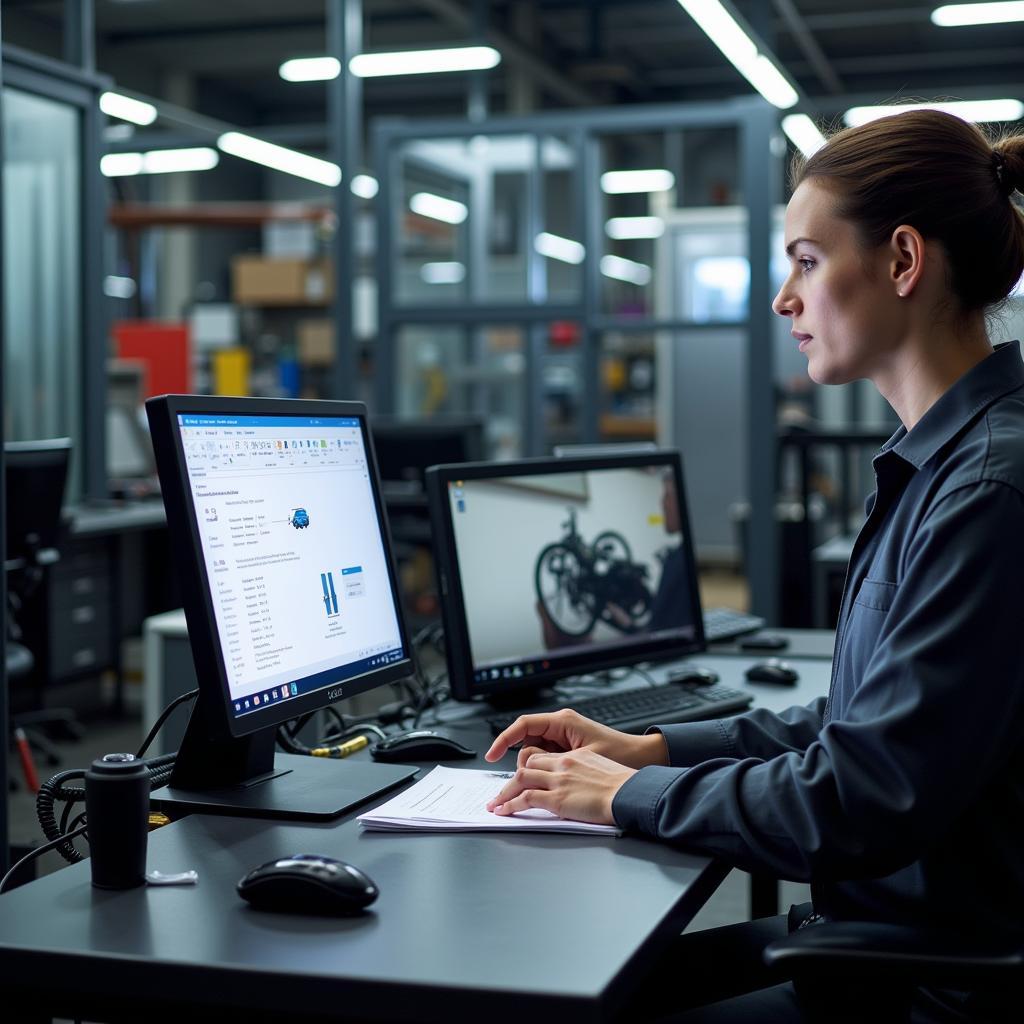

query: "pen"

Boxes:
[310, 735, 370, 759]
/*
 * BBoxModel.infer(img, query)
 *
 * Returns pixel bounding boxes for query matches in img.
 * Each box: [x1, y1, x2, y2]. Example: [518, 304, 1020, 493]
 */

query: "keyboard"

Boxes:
[485, 682, 752, 736]
[703, 607, 767, 642]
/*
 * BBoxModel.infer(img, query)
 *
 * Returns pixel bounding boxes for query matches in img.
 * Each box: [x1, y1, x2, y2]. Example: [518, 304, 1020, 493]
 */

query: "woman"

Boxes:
[484, 110, 1024, 1022]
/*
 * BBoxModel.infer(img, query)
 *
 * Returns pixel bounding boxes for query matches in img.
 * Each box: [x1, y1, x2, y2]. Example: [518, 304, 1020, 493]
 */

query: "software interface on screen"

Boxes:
[178, 413, 405, 718]
[447, 464, 700, 683]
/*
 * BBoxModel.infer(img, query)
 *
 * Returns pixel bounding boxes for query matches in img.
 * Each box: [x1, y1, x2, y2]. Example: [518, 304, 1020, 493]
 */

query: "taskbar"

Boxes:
[230, 646, 406, 717]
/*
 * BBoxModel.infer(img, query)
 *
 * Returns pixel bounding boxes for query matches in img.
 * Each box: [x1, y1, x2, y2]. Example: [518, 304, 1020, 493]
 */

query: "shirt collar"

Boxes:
[882, 341, 1024, 471]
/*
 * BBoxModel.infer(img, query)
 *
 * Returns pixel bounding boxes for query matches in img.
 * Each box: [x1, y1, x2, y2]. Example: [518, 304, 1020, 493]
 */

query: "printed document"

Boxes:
[357, 765, 620, 835]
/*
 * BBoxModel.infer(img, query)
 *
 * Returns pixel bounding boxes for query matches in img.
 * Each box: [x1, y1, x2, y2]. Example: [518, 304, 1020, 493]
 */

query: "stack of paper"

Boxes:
[357, 765, 620, 836]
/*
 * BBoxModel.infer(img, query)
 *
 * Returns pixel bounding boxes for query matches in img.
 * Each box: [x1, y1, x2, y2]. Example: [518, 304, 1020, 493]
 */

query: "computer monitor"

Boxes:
[371, 416, 485, 487]
[4, 439, 71, 568]
[426, 450, 706, 705]
[146, 395, 418, 820]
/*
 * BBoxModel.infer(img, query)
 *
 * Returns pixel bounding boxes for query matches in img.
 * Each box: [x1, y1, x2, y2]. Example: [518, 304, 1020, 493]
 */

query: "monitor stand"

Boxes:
[154, 697, 416, 822]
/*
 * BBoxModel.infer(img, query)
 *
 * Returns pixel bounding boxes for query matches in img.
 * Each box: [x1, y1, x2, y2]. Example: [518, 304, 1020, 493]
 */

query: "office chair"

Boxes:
[5, 439, 83, 772]
[763, 921, 1023, 1022]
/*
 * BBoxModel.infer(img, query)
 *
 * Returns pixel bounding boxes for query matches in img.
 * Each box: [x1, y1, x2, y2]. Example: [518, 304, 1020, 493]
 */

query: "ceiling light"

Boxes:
[100, 148, 220, 177]
[99, 91, 157, 126]
[409, 192, 468, 224]
[350, 45, 500, 78]
[600, 255, 652, 286]
[605, 217, 665, 240]
[601, 169, 675, 194]
[781, 114, 827, 157]
[676, 0, 798, 109]
[420, 262, 466, 285]
[534, 232, 585, 264]
[217, 132, 341, 187]
[103, 276, 137, 299]
[351, 174, 379, 198]
[932, 3, 1024, 26]
[280, 57, 341, 82]
[843, 99, 1024, 127]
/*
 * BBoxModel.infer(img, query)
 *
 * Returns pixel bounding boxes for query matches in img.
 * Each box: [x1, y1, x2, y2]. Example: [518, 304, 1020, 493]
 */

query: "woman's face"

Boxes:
[773, 180, 901, 385]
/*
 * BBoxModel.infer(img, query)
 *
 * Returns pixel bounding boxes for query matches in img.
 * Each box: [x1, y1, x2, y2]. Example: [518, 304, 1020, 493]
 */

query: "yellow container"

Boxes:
[213, 347, 251, 396]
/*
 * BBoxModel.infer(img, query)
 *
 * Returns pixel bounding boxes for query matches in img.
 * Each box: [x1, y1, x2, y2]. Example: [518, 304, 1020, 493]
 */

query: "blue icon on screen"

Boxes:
[291, 507, 310, 529]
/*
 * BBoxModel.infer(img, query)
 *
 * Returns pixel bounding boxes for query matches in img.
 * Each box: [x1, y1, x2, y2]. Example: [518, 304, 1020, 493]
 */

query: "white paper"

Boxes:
[357, 766, 620, 835]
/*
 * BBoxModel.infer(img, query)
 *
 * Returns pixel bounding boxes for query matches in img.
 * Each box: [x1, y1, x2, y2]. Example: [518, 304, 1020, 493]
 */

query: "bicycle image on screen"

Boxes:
[534, 507, 654, 638]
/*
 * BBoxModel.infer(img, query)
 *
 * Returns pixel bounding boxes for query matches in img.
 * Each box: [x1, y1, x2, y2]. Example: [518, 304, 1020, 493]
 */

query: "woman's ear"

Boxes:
[890, 223, 926, 298]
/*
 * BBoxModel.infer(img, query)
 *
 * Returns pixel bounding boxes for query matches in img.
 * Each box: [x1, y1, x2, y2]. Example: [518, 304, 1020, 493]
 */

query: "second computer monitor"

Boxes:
[426, 450, 705, 703]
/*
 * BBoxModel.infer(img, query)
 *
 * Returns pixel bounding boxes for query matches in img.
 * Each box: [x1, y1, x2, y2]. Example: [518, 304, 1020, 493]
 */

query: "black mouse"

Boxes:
[371, 730, 477, 763]
[745, 658, 799, 685]
[666, 666, 720, 686]
[237, 854, 378, 915]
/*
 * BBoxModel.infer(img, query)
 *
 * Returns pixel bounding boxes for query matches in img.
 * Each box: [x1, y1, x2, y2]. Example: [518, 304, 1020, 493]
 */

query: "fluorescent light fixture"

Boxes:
[217, 132, 341, 187]
[410, 192, 468, 224]
[103, 275, 137, 299]
[781, 114, 827, 157]
[600, 254, 652, 286]
[100, 148, 219, 177]
[932, 3, 1024, 26]
[843, 99, 1024, 127]
[280, 56, 341, 82]
[676, 0, 798, 109]
[534, 232, 585, 264]
[601, 169, 675, 194]
[351, 174, 379, 198]
[605, 216, 665, 240]
[350, 45, 500, 78]
[420, 262, 466, 285]
[99, 91, 157, 126]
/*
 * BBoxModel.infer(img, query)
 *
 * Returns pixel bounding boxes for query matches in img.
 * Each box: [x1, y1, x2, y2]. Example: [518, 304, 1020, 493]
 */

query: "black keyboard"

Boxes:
[486, 682, 752, 736]
[703, 607, 767, 642]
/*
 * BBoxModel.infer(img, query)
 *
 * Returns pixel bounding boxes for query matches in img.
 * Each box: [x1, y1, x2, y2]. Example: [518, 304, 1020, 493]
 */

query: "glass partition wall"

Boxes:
[375, 98, 784, 619]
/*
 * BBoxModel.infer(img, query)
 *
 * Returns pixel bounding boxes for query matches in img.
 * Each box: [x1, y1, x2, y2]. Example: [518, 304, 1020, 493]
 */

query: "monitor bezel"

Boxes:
[147, 394, 414, 741]
[426, 449, 706, 702]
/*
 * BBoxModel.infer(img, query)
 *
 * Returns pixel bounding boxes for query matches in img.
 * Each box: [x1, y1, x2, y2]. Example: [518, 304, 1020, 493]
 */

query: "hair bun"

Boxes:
[994, 139, 1024, 196]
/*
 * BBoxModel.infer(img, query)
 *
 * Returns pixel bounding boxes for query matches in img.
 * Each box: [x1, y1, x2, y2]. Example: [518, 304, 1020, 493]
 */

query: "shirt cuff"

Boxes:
[612, 765, 684, 835]
[649, 718, 735, 767]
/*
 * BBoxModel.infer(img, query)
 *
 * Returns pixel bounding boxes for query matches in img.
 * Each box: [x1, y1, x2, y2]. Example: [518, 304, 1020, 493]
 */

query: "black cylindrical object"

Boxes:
[84, 753, 150, 889]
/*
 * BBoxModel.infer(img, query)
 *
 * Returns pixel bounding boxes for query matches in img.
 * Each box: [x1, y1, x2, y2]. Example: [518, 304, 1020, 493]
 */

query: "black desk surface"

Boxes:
[0, 657, 834, 1023]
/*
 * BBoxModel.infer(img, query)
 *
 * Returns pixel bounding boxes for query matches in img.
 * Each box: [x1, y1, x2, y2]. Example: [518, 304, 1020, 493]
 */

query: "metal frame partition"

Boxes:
[1, 43, 112, 501]
[374, 96, 781, 619]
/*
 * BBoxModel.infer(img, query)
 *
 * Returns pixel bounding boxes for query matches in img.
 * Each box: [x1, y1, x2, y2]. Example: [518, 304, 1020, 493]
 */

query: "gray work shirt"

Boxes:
[613, 341, 1024, 938]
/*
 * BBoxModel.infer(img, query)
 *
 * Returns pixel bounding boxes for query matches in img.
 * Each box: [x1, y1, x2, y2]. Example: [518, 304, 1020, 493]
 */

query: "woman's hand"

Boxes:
[484, 708, 668, 770]
[485, 748, 637, 825]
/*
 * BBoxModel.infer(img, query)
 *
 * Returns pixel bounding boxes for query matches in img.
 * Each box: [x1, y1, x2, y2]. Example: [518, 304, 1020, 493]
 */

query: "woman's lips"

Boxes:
[793, 331, 812, 350]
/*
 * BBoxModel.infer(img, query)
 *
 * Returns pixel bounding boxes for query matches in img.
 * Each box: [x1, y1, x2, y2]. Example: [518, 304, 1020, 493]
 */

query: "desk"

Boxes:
[0, 656, 833, 1021]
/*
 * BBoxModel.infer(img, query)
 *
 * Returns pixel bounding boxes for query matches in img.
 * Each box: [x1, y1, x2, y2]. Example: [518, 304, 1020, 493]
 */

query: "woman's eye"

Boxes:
[798, 258, 815, 273]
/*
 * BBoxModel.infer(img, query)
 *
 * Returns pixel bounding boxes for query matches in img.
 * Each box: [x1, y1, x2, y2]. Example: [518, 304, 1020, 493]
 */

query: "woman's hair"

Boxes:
[792, 109, 1024, 312]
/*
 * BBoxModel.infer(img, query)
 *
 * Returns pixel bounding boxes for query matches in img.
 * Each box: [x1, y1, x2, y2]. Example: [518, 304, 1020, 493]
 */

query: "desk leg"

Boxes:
[750, 873, 779, 919]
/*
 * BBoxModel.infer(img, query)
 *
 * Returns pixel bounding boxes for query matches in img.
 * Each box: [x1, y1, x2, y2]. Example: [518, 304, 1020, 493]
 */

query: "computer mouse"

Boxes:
[666, 666, 721, 686]
[237, 854, 378, 915]
[745, 658, 799, 685]
[370, 730, 477, 763]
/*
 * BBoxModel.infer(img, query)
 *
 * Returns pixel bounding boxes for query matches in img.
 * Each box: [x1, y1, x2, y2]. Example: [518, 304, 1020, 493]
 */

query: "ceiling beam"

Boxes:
[411, 0, 596, 106]
[771, 0, 843, 94]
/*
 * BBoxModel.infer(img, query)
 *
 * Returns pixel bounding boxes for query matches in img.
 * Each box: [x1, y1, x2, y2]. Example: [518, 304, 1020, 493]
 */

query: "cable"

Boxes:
[0, 825, 88, 895]
[136, 688, 199, 758]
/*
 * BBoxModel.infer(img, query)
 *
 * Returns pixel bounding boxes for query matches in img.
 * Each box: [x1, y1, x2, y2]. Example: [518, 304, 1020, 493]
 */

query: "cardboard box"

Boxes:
[297, 319, 335, 366]
[231, 256, 333, 305]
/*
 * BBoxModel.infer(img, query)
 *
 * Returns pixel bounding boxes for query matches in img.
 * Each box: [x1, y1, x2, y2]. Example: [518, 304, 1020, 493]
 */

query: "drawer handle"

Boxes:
[71, 606, 95, 624]
[72, 578, 95, 595]
[71, 648, 96, 667]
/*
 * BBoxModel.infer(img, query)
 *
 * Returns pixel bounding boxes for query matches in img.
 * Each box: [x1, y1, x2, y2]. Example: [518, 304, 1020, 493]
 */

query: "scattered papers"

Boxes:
[357, 765, 620, 835]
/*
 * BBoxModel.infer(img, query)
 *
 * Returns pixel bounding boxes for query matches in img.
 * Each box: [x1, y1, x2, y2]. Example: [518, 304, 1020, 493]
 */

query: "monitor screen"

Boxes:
[175, 411, 406, 721]
[427, 451, 705, 702]
[146, 396, 418, 820]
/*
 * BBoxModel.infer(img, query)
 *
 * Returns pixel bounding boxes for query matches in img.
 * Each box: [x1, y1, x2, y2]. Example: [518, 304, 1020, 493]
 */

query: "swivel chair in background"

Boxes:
[764, 920, 1022, 1022]
[5, 438, 83, 770]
